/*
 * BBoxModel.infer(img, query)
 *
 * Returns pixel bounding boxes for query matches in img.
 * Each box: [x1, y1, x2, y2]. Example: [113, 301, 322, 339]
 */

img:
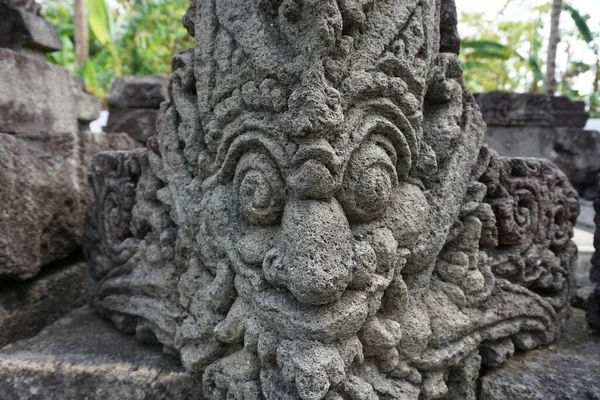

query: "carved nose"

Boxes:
[263, 198, 354, 305]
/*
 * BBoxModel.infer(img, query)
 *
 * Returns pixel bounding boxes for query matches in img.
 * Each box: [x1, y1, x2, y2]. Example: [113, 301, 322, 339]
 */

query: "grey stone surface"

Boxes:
[484, 126, 557, 160]
[0, 260, 85, 347]
[105, 108, 159, 144]
[480, 308, 600, 400]
[0, 0, 61, 54]
[475, 91, 589, 128]
[0, 306, 203, 400]
[83, 1, 579, 399]
[0, 131, 137, 280]
[107, 75, 168, 109]
[0, 48, 100, 135]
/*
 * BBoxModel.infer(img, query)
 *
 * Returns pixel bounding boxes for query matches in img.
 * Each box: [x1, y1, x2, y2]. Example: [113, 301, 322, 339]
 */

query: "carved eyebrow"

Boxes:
[205, 130, 288, 188]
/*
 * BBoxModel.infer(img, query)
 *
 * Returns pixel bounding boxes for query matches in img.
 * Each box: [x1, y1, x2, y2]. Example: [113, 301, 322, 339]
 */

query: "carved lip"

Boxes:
[255, 288, 369, 343]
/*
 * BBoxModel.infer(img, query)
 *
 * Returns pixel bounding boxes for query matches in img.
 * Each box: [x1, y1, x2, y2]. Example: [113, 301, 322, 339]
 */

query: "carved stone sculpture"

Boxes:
[84, 1, 579, 398]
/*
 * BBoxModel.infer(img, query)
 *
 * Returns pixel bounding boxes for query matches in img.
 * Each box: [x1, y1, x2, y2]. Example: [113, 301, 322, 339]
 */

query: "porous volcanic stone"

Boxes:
[0, 131, 137, 280]
[0, 306, 203, 400]
[83, 0, 579, 398]
[0, 260, 85, 347]
[107, 76, 168, 109]
[480, 309, 600, 400]
[0, 48, 100, 134]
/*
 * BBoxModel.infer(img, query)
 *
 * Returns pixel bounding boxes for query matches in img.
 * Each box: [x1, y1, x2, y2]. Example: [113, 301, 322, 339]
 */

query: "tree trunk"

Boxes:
[74, 0, 88, 68]
[545, 0, 563, 95]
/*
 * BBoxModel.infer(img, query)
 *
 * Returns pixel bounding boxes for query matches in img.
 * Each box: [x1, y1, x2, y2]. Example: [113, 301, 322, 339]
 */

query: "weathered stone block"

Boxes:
[0, 131, 137, 280]
[105, 108, 159, 144]
[0, 0, 61, 54]
[107, 76, 168, 109]
[0, 260, 85, 347]
[480, 309, 600, 400]
[0, 306, 203, 400]
[484, 126, 557, 160]
[0, 48, 100, 134]
[554, 128, 600, 197]
[475, 91, 589, 128]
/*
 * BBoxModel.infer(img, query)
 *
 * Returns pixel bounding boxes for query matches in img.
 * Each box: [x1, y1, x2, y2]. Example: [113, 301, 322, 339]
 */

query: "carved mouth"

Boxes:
[255, 288, 370, 342]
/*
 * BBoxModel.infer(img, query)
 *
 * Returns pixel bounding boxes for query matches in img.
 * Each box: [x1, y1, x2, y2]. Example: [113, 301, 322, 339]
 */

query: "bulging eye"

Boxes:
[234, 152, 285, 225]
[338, 139, 398, 223]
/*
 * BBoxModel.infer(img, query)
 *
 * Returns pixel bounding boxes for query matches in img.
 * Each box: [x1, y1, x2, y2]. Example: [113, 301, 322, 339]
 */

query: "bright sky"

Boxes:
[455, 0, 600, 94]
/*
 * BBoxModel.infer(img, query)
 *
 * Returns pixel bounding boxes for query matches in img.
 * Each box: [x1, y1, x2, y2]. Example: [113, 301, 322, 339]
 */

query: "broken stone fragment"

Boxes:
[0, 131, 137, 280]
[0, 48, 100, 135]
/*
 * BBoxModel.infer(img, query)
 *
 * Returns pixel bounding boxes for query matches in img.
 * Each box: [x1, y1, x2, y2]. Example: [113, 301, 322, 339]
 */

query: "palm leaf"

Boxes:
[563, 3, 594, 43]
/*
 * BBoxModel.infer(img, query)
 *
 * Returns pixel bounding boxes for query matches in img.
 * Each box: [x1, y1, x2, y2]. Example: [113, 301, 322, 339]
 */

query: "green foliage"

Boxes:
[459, 1, 600, 117]
[44, 0, 192, 104]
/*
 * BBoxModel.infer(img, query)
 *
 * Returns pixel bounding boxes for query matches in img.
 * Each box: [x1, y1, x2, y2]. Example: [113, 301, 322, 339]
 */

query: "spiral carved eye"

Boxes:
[339, 138, 398, 223]
[234, 152, 285, 225]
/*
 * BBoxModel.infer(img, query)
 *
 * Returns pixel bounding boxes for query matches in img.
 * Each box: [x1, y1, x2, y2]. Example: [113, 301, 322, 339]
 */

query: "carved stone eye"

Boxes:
[234, 152, 285, 225]
[339, 139, 398, 223]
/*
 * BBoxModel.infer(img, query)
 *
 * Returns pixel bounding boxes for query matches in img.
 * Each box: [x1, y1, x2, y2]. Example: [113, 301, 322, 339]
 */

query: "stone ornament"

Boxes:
[83, 0, 579, 399]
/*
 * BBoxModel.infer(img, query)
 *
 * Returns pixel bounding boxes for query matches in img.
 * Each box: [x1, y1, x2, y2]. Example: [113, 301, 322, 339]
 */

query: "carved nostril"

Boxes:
[263, 248, 286, 285]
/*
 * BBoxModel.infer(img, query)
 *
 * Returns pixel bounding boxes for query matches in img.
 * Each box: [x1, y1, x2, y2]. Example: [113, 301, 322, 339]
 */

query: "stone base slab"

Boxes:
[0, 306, 203, 400]
[480, 309, 600, 399]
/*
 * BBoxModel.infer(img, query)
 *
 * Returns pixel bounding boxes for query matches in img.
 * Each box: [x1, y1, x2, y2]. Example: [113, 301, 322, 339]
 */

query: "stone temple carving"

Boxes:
[83, 0, 579, 398]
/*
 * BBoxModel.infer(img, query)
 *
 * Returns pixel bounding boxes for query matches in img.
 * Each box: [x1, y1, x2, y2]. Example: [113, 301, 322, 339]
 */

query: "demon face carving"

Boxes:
[84, 1, 577, 399]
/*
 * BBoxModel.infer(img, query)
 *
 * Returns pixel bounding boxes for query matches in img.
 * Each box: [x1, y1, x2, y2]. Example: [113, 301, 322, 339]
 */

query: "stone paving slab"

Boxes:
[0, 306, 203, 400]
[480, 309, 600, 400]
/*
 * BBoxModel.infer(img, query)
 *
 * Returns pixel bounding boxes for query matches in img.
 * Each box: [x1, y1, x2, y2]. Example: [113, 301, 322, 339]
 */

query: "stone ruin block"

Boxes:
[0, 48, 101, 135]
[475, 91, 589, 128]
[105, 76, 169, 144]
[476, 91, 599, 201]
[0, 0, 141, 351]
[0, 131, 137, 281]
[0, 0, 61, 55]
[0, 306, 203, 399]
[81, 0, 580, 398]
